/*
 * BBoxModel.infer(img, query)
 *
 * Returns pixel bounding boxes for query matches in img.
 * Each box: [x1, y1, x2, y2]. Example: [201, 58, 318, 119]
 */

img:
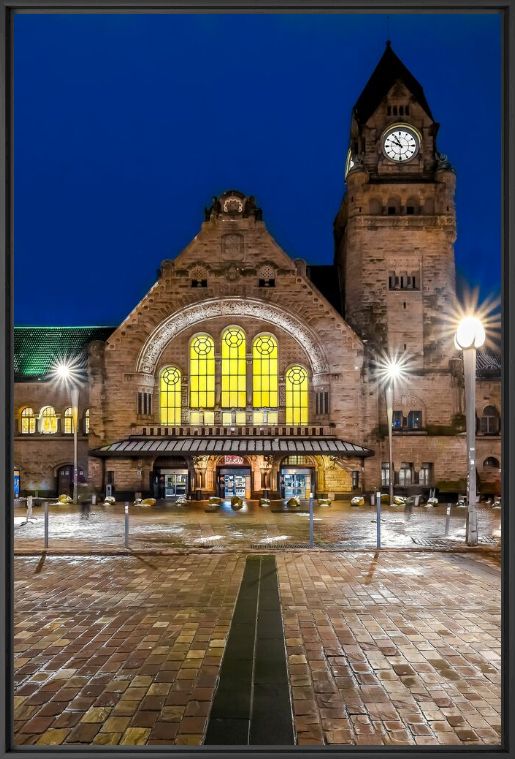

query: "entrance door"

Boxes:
[281, 468, 312, 499]
[161, 470, 188, 498]
[57, 465, 85, 496]
[217, 467, 251, 499]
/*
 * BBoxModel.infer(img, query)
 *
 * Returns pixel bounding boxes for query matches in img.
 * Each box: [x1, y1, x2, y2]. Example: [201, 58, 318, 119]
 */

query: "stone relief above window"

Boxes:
[190, 265, 208, 288]
[257, 264, 276, 288]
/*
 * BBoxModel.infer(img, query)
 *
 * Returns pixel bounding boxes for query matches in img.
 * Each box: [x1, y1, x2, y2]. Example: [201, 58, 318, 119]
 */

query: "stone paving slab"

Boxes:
[13, 550, 501, 746]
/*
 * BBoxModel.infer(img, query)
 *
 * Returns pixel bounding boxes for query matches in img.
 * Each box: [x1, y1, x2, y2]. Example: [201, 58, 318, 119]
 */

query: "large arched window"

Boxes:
[63, 407, 74, 434]
[480, 405, 500, 435]
[190, 334, 215, 409]
[39, 406, 58, 434]
[221, 326, 246, 408]
[160, 367, 182, 425]
[20, 407, 36, 434]
[253, 334, 278, 425]
[285, 365, 309, 425]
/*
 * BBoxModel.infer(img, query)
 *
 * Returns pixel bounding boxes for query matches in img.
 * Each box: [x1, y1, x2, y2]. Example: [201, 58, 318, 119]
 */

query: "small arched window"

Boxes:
[20, 407, 36, 434]
[369, 198, 382, 214]
[480, 405, 500, 435]
[84, 409, 90, 434]
[407, 410, 422, 429]
[483, 456, 500, 469]
[160, 367, 181, 425]
[406, 196, 419, 215]
[39, 406, 58, 434]
[285, 365, 309, 425]
[63, 407, 74, 434]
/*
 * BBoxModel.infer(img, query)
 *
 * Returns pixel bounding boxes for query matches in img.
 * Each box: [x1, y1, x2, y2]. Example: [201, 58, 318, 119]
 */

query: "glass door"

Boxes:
[164, 472, 188, 498]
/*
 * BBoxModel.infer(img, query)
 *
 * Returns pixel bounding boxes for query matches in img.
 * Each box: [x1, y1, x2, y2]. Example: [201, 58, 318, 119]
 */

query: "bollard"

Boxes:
[376, 490, 382, 549]
[44, 500, 49, 550]
[124, 502, 129, 549]
[91, 494, 97, 506]
[445, 504, 451, 536]
[309, 493, 314, 548]
[27, 495, 33, 520]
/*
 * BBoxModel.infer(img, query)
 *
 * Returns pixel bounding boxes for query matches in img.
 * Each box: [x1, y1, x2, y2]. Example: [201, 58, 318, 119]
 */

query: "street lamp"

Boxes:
[383, 358, 403, 506]
[455, 315, 486, 546]
[51, 360, 82, 504]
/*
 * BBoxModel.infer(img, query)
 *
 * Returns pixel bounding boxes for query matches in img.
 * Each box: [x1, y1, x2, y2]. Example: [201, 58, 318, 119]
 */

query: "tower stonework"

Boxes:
[334, 42, 456, 369]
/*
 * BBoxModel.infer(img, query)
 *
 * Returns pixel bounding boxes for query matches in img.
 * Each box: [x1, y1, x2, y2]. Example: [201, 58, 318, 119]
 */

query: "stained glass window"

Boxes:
[20, 407, 35, 434]
[221, 327, 246, 408]
[63, 407, 74, 434]
[40, 406, 58, 434]
[160, 366, 182, 424]
[285, 365, 309, 425]
[190, 334, 215, 409]
[252, 334, 278, 410]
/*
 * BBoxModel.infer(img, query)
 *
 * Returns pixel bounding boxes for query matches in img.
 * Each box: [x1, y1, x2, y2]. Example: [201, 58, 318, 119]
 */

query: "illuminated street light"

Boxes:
[50, 358, 83, 505]
[376, 352, 410, 506]
[455, 315, 486, 546]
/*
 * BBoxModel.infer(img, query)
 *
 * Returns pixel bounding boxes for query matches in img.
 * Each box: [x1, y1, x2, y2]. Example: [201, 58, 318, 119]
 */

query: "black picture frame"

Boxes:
[0, 2, 513, 758]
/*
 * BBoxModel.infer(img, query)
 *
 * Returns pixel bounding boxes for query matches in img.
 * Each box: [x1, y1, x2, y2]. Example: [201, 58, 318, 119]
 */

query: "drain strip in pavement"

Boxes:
[205, 555, 294, 746]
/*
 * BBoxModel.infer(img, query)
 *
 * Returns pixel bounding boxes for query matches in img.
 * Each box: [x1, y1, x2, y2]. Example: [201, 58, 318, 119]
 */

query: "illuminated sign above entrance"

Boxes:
[222, 455, 246, 466]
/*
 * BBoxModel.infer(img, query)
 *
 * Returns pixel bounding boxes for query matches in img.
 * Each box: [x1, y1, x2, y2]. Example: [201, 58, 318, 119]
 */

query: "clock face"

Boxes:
[382, 126, 420, 163]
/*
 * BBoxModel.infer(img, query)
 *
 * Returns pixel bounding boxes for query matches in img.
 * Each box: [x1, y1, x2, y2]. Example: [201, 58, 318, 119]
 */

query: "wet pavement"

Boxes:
[13, 549, 501, 747]
[13, 499, 501, 553]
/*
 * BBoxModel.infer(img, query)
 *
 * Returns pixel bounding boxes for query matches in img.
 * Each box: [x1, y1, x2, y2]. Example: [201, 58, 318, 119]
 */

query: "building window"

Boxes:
[392, 410, 403, 429]
[137, 392, 152, 416]
[63, 407, 74, 434]
[257, 264, 276, 288]
[191, 278, 207, 288]
[381, 463, 390, 487]
[286, 365, 309, 425]
[84, 409, 90, 434]
[221, 326, 246, 408]
[39, 406, 58, 434]
[253, 334, 278, 410]
[190, 410, 214, 426]
[160, 367, 181, 424]
[253, 409, 279, 426]
[480, 405, 500, 435]
[316, 391, 329, 416]
[483, 456, 500, 469]
[352, 471, 360, 489]
[399, 463, 413, 486]
[190, 334, 215, 409]
[407, 410, 422, 429]
[20, 407, 36, 434]
[419, 463, 433, 486]
[190, 265, 208, 288]
[222, 410, 246, 426]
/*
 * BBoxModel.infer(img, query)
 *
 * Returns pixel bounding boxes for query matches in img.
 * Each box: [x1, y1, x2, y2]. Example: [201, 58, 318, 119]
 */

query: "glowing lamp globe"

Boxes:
[55, 364, 72, 380]
[455, 316, 486, 350]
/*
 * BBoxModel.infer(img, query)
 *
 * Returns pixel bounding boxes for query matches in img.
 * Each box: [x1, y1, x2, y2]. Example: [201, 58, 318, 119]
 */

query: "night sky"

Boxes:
[14, 13, 501, 326]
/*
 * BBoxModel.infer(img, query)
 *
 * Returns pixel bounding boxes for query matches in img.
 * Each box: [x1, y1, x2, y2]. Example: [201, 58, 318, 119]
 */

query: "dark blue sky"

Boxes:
[14, 13, 501, 326]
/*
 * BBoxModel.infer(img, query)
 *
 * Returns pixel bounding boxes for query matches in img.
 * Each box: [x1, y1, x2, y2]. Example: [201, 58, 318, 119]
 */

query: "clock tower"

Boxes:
[334, 42, 457, 369]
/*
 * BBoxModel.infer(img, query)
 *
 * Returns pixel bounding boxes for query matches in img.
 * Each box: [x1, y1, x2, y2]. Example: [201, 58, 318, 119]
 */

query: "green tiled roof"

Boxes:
[14, 326, 116, 380]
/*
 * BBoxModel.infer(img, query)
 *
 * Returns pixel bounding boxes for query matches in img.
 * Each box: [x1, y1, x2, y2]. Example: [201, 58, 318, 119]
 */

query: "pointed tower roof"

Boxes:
[353, 41, 433, 126]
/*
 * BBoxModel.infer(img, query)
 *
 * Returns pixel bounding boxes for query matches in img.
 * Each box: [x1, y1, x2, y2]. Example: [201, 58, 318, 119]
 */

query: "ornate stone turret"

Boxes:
[204, 190, 263, 221]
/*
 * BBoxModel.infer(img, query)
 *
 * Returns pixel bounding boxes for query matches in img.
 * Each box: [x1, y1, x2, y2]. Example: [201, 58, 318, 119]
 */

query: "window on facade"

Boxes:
[286, 365, 309, 425]
[407, 410, 422, 430]
[483, 456, 500, 469]
[190, 410, 215, 426]
[253, 334, 278, 411]
[63, 407, 74, 434]
[253, 409, 279, 426]
[480, 405, 500, 435]
[399, 463, 413, 486]
[190, 334, 215, 409]
[137, 392, 152, 416]
[381, 463, 390, 487]
[392, 410, 403, 429]
[222, 410, 246, 426]
[352, 471, 360, 489]
[39, 406, 58, 434]
[419, 463, 433, 486]
[20, 407, 36, 434]
[257, 265, 276, 288]
[221, 327, 246, 408]
[315, 391, 329, 416]
[84, 409, 90, 434]
[160, 367, 181, 425]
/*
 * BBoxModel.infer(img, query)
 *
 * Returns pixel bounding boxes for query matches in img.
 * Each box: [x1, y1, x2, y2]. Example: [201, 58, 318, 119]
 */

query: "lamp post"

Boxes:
[383, 358, 403, 505]
[455, 316, 485, 546]
[52, 361, 81, 505]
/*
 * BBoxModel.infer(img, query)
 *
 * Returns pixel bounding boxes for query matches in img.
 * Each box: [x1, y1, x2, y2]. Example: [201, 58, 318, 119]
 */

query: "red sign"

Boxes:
[223, 455, 245, 466]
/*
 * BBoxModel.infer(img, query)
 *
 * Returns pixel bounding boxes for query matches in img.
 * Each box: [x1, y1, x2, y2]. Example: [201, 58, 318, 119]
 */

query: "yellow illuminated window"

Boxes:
[20, 407, 36, 434]
[253, 334, 278, 409]
[285, 365, 309, 425]
[222, 410, 246, 426]
[84, 409, 90, 434]
[190, 410, 215, 426]
[253, 409, 278, 425]
[221, 327, 246, 408]
[40, 406, 58, 434]
[190, 334, 215, 408]
[160, 367, 181, 424]
[63, 407, 74, 434]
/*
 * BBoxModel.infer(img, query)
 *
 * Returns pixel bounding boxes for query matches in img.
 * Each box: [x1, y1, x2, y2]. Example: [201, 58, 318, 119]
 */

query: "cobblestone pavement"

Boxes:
[14, 499, 501, 553]
[13, 550, 501, 746]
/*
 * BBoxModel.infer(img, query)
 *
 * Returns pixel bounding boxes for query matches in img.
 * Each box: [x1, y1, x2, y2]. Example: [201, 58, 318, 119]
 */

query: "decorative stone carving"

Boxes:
[137, 297, 328, 375]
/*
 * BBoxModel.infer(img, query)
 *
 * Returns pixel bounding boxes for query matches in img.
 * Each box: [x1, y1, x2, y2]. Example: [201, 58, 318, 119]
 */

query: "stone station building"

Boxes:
[13, 43, 501, 502]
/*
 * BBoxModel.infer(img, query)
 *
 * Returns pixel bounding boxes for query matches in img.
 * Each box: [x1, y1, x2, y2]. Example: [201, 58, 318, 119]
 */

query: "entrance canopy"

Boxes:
[91, 436, 373, 458]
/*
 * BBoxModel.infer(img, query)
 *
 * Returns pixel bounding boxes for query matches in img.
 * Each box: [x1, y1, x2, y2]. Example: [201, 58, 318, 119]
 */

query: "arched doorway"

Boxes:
[216, 455, 252, 499]
[279, 455, 317, 499]
[152, 456, 189, 499]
